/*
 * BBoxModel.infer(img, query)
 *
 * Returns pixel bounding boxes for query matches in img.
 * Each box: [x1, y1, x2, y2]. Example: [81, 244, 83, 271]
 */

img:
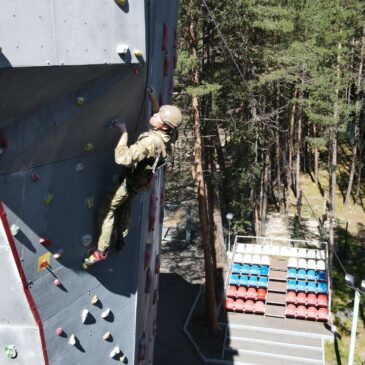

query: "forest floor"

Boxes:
[286, 166, 365, 365]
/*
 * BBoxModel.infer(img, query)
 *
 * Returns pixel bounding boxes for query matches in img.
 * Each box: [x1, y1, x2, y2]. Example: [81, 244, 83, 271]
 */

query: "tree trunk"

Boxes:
[344, 23, 365, 207]
[288, 89, 298, 199]
[189, 0, 217, 332]
[328, 42, 342, 270]
[295, 88, 303, 207]
[313, 124, 319, 184]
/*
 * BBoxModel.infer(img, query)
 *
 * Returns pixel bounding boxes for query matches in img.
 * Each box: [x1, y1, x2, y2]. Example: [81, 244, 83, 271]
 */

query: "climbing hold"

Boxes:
[155, 254, 161, 274]
[75, 96, 85, 106]
[145, 269, 153, 294]
[103, 332, 112, 341]
[68, 334, 76, 346]
[83, 143, 94, 152]
[40, 260, 48, 269]
[116, 44, 129, 55]
[106, 118, 120, 129]
[0, 135, 8, 155]
[162, 23, 168, 51]
[56, 328, 64, 336]
[37, 252, 51, 272]
[53, 249, 63, 260]
[54, 279, 61, 287]
[39, 237, 51, 247]
[144, 244, 152, 269]
[4, 345, 17, 359]
[44, 193, 54, 206]
[133, 66, 141, 75]
[10, 224, 20, 236]
[31, 172, 40, 182]
[133, 49, 143, 58]
[75, 162, 85, 172]
[85, 196, 94, 209]
[110, 346, 121, 358]
[101, 308, 111, 319]
[81, 309, 89, 324]
[138, 333, 146, 362]
[91, 295, 99, 305]
[81, 234, 92, 247]
[163, 55, 169, 76]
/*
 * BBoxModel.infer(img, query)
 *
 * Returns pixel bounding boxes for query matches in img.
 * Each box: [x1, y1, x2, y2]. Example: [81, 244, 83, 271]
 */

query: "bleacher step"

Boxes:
[229, 327, 322, 348]
[266, 292, 286, 305]
[268, 280, 287, 293]
[265, 303, 285, 318]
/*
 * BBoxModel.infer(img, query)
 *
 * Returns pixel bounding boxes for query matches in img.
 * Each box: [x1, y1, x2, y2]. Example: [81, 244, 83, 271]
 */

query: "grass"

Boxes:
[287, 160, 365, 365]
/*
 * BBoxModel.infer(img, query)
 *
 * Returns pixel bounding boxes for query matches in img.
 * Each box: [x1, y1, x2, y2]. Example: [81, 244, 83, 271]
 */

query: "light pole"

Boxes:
[345, 274, 365, 365]
[226, 213, 233, 251]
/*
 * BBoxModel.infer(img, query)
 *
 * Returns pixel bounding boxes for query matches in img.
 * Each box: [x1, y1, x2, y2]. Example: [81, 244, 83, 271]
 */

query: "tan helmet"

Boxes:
[159, 105, 183, 129]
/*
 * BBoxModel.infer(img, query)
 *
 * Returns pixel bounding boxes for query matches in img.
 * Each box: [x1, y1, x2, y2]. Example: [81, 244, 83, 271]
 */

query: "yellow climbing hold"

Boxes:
[44, 193, 54, 206]
[103, 332, 112, 341]
[91, 295, 99, 305]
[84, 143, 94, 152]
[133, 49, 143, 58]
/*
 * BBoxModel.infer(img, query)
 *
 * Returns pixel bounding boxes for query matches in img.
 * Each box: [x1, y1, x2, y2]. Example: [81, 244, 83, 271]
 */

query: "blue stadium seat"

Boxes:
[317, 282, 328, 294]
[307, 281, 317, 293]
[239, 275, 249, 286]
[287, 268, 297, 279]
[307, 270, 316, 281]
[297, 281, 306, 292]
[317, 271, 326, 281]
[248, 276, 258, 287]
[250, 265, 260, 276]
[232, 263, 241, 274]
[287, 280, 297, 291]
[258, 277, 268, 288]
[297, 269, 306, 280]
[230, 275, 239, 285]
[260, 265, 269, 276]
[241, 264, 251, 275]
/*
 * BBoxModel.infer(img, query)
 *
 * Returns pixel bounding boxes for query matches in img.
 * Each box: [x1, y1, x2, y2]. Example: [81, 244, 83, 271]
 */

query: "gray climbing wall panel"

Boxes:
[0, 0, 179, 364]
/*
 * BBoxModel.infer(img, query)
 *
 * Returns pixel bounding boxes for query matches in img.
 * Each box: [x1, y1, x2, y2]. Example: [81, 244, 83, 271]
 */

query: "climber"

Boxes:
[82, 87, 182, 268]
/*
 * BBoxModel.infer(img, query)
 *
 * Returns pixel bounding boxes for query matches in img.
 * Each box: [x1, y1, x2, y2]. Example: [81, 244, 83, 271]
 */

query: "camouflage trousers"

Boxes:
[96, 178, 136, 252]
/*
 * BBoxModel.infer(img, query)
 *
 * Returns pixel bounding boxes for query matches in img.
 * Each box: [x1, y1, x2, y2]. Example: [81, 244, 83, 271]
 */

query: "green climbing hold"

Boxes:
[4, 344, 18, 359]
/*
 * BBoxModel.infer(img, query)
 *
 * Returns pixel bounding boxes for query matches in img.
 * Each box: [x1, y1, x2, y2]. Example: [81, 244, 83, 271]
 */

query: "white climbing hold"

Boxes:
[75, 162, 85, 172]
[103, 332, 112, 341]
[91, 295, 99, 305]
[53, 249, 63, 260]
[68, 334, 76, 346]
[110, 346, 121, 358]
[81, 234, 92, 247]
[76, 96, 85, 105]
[81, 309, 89, 324]
[86, 196, 94, 209]
[4, 344, 17, 359]
[116, 44, 129, 55]
[10, 224, 20, 236]
[101, 308, 111, 319]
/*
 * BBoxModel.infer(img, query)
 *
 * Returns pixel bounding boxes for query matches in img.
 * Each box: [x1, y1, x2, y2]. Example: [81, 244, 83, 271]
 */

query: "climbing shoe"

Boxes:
[82, 249, 107, 269]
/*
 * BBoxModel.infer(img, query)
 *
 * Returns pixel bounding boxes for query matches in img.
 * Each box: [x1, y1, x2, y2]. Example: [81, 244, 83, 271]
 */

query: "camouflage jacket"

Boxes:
[115, 129, 170, 190]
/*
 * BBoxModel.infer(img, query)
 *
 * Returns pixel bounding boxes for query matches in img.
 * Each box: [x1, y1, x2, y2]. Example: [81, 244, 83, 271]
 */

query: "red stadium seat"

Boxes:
[307, 306, 317, 320]
[254, 301, 265, 314]
[317, 308, 328, 321]
[244, 300, 255, 313]
[224, 298, 234, 311]
[285, 304, 296, 317]
[237, 286, 247, 299]
[227, 286, 237, 298]
[296, 305, 307, 319]
[296, 292, 307, 306]
[235, 299, 245, 312]
[257, 289, 267, 301]
[317, 295, 328, 307]
[286, 291, 296, 304]
[307, 293, 317, 307]
[246, 287, 257, 300]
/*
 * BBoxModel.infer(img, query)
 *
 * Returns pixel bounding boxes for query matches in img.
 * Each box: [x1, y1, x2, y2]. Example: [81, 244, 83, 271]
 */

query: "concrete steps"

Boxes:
[224, 325, 323, 365]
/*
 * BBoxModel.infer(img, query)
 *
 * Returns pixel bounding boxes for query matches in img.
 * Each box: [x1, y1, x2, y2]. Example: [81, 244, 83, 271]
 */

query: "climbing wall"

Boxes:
[0, 0, 179, 364]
